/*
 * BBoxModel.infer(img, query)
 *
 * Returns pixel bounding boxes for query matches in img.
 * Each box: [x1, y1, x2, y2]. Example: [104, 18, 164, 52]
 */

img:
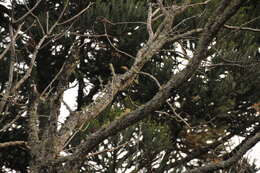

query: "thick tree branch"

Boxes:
[27, 96, 40, 145]
[147, 2, 154, 40]
[57, 2, 184, 150]
[59, 0, 244, 164]
[56, 2, 211, 153]
[45, 0, 245, 169]
[49, 6, 243, 170]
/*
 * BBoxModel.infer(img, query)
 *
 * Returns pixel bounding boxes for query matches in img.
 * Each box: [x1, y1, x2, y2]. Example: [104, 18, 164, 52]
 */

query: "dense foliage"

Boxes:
[0, 0, 259, 172]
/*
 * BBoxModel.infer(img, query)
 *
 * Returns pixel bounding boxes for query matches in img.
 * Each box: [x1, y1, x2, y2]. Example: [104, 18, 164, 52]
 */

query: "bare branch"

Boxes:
[57, 2, 93, 26]
[171, 132, 235, 168]
[39, 62, 66, 98]
[166, 100, 191, 128]
[0, 43, 11, 61]
[0, 112, 21, 132]
[10, 34, 48, 93]
[86, 142, 129, 158]
[0, 25, 16, 113]
[139, 71, 161, 89]
[183, 0, 212, 8]
[40, 21, 75, 49]
[224, 24, 260, 32]
[168, 28, 203, 42]
[138, 71, 191, 127]
[0, 23, 23, 60]
[62, 99, 73, 114]
[0, 141, 28, 148]
[9, 0, 83, 94]
[24, 3, 45, 35]
[0, 23, 23, 112]
[104, 23, 135, 59]
[13, 0, 42, 24]
[183, 132, 260, 173]
[147, 3, 154, 40]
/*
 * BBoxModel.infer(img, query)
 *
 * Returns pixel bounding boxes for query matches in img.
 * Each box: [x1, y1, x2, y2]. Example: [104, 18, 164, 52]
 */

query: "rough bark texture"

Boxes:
[2, 0, 258, 172]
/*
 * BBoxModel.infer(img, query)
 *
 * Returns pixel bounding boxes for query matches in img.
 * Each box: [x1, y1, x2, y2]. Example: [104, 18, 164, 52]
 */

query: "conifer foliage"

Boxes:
[0, 0, 259, 172]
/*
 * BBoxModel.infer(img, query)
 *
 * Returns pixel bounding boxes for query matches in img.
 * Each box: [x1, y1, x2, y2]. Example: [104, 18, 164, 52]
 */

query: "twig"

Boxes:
[183, 0, 212, 8]
[152, 8, 161, 18]
[0, 113, 21, 132]
[139, 71, 161, 89]
[104, 23, 135, 59]
[0, 23, 23, 60]
[10, 0, 78, 94]
[24, 3, 45, 35]
[11, 33, 48, 93]
[0, 44, 11, 61]
[58, 2, 93, 26]
[41, 21, 75, 49]
[202, 62, 260, 68]
[109, 63, 116, 77]
[13, 0, 42, 24]
[138, 71, 191, 128]
[0, 141, 28, 148]
[112, 21, 146, 25]
[166, 100, 191, 128]
[224, 24, 260, 32]
[62, 99, 73, 114]
[172, 12, 204, 31]
[40, 62, 66, 98]
[0, 23, 24, 112]
[69, 32, 113, 38]
[86, 142, 129, 158]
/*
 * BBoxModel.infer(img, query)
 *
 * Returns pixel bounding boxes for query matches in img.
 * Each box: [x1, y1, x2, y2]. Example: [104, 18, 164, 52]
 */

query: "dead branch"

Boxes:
[183, 132, 260, 173]
[57, 2, 93, 26]
[224, 24, 260, 32]
[0, 23, 23, 60]
[0, 141, 28, 148]
[86, 142, 129, 158]
[13, 0, 42, 24]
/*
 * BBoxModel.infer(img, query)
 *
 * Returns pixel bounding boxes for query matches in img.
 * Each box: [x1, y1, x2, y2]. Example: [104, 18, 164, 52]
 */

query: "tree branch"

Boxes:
[13, 0, 42, 24]
[51, 0, 244, 167]
[224, 24, 260, 32]
[57, 2, 182, 151]
[183, 132, 260, 173]
[0, 141, 28, 148]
